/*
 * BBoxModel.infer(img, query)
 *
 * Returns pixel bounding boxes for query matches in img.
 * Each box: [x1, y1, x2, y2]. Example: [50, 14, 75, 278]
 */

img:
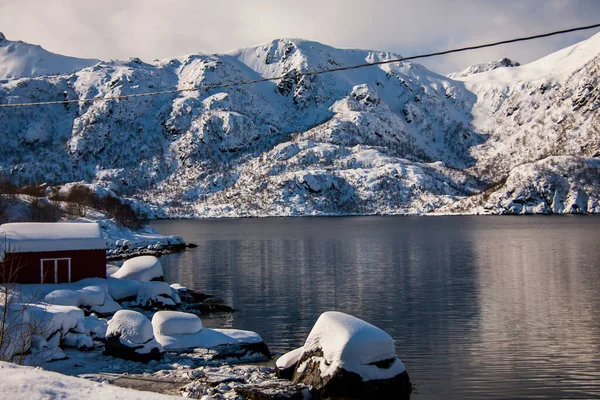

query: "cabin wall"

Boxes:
[0, 249, 106, 284]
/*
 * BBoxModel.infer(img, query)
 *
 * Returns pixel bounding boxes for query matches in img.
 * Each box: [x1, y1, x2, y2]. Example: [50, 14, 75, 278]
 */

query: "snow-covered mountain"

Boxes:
[447, 58, 520, 79]
[0, 33, 99, 80]
[0, 33, 599, 216]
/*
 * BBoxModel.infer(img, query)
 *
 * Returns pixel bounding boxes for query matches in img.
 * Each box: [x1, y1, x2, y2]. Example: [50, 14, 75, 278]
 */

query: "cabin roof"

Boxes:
[0, 222, 106, 254]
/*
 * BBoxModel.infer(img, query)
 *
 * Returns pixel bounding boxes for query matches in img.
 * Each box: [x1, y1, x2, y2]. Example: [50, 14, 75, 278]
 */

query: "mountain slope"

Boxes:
[0, 34, 599, 216]
[447, 58, 520, 79]
[0, 32, 99, 80]
[441, 31, 600, 214]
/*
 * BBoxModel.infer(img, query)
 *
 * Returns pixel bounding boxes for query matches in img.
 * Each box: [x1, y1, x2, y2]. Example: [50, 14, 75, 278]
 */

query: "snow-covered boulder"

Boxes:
[135, 281, 180, 309]
[291, 311, 411, 399]
[106, 264, 120, 276]
[43, 290, 80, 307]
[152, 311, 204, 351]
[104, 310, 163, 362]
[86, 285, 122, 316]
[62, 332, 94, 350]
[105, 278, 141, 301]
[151, 311, 269, 358]
[28, 333, 67, 362]
[77, 286, 106, 307]
[83, 314, 108, 340]
[276, 347, 304, 379]
[152, 311, 202, 336]
[44, 286, 105, 308]
[43, 285, 121, 317]
[27, 304, 86, 337]
[110, 256, 164, 282]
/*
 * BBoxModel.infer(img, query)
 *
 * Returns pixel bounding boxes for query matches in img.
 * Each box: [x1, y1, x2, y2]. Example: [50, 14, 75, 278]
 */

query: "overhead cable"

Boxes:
[1, 22, 599, 108]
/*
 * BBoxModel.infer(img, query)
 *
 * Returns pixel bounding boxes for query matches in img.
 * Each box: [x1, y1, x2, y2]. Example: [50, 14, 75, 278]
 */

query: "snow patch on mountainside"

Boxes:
[448, 58, 520, 79]
[0, 33, 98, 80]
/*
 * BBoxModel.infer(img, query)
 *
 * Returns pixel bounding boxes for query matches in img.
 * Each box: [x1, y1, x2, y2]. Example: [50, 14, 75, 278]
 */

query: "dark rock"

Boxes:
[103, 335, 164, 363]
[211, 341, 271, 361]
[235, 381, 310, 400]
[292, 350, 411, 399]
[177, 289, 212, 304]
[276, 363, 297, 380]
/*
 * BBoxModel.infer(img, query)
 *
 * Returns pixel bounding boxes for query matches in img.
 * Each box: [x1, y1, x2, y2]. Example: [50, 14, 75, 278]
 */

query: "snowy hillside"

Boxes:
[0, 32, 98, 80]
[449, 31, 600, 214]
[447, 58, 520, 79]
[0, 33, 599, 216]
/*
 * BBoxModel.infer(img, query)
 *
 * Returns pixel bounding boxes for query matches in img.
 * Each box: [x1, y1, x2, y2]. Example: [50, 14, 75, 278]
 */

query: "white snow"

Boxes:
[154, 327, 235, 351]
[0, 361, 178, 399]
[152, 311, 202, 336]
[111, 256, 163, 282]
[27, 304, 86, 337]
[1, 32, 599, 216]
[0, 222, 106, 253]
[151, 311, 262, 351]
[211, 329, 263, 344]
[0, 304, 33, 359]
[135, 281, 177, 307]
[106, 310, 155, 345]
[83, 314, 108, 339]
[104, 278, 142, 301]
[97, 218, 185, 257]
[43, 289, 80, 307]
[106, 265, 120, 275]
[63, 332, 94, 350]
[0, 34, 98, 80]
[276, 346, 304, 370]
[44, 285, 106, 308]
[301, 311, 406, 381]
[458, 31, 600, 88]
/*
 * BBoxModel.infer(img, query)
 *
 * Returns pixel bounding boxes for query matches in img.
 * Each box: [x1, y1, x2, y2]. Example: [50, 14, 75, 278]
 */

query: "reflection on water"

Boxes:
[152, 216, 600, 399]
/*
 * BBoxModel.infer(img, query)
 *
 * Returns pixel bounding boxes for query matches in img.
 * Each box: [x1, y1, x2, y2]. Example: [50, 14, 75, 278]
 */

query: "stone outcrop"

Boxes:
[277, 311, 412, 399]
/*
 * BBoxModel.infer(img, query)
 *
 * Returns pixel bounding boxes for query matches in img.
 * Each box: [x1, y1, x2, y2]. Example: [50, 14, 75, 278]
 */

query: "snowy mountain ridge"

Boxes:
[0, 33, 599, 216]
[0, 32, 99, 80]
[447, 58, 520, 79]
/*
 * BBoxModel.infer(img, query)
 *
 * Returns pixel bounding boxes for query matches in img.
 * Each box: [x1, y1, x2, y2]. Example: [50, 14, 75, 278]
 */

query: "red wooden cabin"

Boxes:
[0, 222, 107, 284]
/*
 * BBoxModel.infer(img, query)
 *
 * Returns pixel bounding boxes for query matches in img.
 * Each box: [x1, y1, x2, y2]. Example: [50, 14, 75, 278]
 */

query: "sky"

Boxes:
[0, 0, 599, 74]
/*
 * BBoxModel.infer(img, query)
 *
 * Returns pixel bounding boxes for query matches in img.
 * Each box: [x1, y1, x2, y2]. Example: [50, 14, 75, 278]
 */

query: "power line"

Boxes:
[1, 22, 599, 108]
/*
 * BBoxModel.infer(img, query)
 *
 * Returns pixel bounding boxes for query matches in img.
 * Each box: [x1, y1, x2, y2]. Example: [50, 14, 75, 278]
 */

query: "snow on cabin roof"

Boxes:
[0, 222, 106, 253]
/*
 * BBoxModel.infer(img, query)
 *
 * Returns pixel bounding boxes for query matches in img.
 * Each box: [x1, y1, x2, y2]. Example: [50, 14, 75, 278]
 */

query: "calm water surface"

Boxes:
[151, 216, 600, 399]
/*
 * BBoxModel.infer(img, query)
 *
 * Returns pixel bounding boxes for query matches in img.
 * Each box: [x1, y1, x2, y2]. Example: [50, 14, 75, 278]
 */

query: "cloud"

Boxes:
[1, 0, 599, 73]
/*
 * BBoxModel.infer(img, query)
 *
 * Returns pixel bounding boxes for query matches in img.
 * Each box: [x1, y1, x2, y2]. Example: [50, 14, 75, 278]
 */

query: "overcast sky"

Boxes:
[1, 0, 599, 74]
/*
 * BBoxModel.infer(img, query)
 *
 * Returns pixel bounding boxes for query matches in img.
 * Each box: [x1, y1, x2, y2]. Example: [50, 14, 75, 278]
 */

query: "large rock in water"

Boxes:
[288, 311, 411, 399]
[104, 310, 164, 362]
[111, 255, 164, 282]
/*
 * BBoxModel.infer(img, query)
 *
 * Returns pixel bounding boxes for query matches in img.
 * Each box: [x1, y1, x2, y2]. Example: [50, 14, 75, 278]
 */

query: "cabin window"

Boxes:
[40, 258, 71, 283]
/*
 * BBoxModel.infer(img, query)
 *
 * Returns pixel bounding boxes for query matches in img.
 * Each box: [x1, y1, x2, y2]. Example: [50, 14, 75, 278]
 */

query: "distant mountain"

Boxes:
[447, 58, 520, 79]
[0, 33, 599, 216]
[442, 31, 600, 214]
[0, 32, 98, 80]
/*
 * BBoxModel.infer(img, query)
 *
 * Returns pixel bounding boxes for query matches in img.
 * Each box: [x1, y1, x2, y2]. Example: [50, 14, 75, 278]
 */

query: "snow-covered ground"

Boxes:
[0, 33, 599, 217]
[2, 258, 270, 399]
[0, 361, 179, 399]
[0, 194, 185, 256]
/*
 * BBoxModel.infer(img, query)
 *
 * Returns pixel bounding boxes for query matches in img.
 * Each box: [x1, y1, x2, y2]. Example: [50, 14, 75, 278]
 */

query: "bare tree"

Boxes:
[0, 241, 50, 364]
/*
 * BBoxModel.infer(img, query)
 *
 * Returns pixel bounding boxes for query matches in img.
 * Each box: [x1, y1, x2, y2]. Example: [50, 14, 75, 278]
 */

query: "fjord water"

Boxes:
[151, 216, 600, 399]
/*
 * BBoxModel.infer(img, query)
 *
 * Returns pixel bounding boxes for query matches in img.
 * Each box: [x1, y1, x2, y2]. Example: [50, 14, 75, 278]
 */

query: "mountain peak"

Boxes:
[0, 35, 99, 80]
[448, 58, 520, 79]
